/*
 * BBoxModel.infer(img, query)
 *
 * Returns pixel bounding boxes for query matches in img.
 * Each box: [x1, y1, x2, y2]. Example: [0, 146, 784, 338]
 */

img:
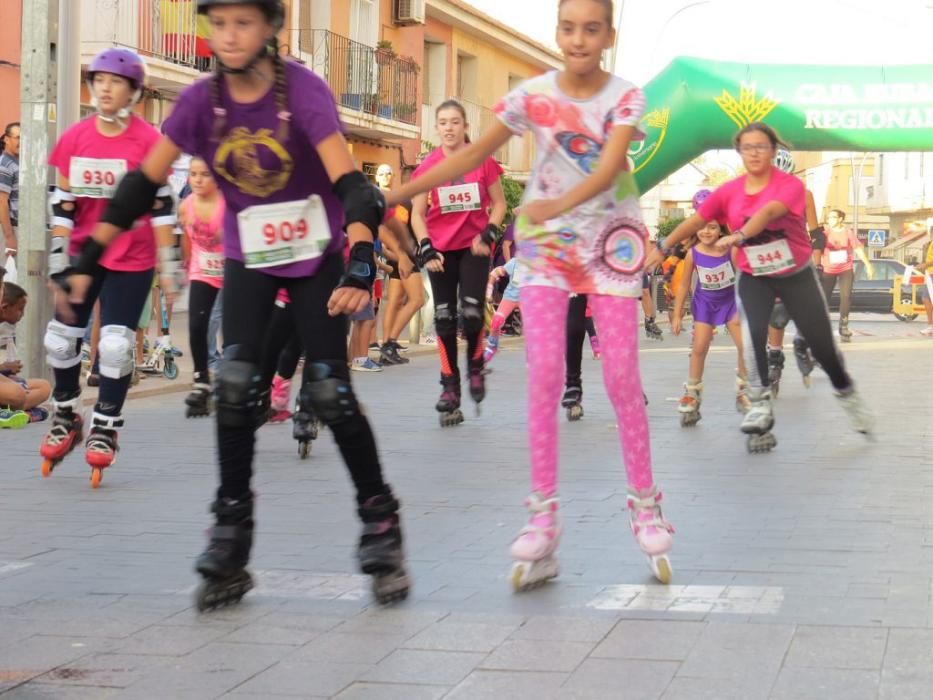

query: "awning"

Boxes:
[880, 228, 927, 253]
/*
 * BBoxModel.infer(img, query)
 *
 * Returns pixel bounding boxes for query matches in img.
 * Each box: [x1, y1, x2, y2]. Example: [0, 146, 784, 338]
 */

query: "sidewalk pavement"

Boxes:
[0, 314, 931, 699]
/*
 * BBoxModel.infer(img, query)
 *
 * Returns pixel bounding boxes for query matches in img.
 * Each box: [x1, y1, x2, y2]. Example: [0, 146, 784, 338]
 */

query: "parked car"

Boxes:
[825, 258, 917, 319]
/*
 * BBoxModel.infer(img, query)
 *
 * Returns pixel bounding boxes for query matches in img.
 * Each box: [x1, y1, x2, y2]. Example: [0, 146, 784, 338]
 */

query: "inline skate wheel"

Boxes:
[371, 568, 410, 605]
[566, 405, 584, 421]
[195, 570, 254, 612]
[746, 432, 777, 454]
[679, 412, 701, 428]
[510, 557, 559, 592]
[298, 440, 311, 460]
[650, 554, 672, 584]
[41, 459, 55, 478]
[90, 467, 103, 489]
[439, 410, 464, 428]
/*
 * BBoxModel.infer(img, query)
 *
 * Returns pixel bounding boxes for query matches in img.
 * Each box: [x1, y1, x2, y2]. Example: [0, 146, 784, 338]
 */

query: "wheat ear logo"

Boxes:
[630, 107, 670, 173]
[715, 82, 780, 128]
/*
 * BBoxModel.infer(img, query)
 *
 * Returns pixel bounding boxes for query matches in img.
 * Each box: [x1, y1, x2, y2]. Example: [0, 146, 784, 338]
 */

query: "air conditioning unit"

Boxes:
[395, 0, 426, 25]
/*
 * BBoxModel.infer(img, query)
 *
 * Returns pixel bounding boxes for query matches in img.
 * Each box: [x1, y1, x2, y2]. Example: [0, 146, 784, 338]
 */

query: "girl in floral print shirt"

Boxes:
[388, 0, 674, 590]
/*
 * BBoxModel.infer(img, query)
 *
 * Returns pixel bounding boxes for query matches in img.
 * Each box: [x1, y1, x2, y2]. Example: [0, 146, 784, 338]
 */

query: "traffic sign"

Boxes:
[867, 229, 887, 248]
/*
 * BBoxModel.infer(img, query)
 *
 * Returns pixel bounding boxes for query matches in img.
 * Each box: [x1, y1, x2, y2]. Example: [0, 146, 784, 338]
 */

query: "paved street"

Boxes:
[1, 314, 931, 699]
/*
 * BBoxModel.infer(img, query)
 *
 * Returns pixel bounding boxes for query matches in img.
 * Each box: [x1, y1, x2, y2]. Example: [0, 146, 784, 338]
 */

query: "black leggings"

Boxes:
[52, 266, 153, 416]
[218, 255, 385, 503]
[565, 295, 597, 386]
[427, 247, 490, 380]
[737, 266, 851, 391]
[820, 269, 854, 318]
[188, 280, 221, 382]
[259, 302, 304, 387]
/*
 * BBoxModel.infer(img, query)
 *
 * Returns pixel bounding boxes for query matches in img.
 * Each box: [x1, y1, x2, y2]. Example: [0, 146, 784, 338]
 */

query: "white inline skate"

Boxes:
[627, 486, 674, 584]
[510, 493, 561, 592]
[677, 381, 702, 427]
[835, 385, 875, 440]
[742, 387, 777, 453]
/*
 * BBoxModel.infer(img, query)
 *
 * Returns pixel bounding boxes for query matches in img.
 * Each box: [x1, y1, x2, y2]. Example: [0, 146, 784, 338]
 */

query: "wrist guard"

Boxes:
[416, 238, 441, 267]
[480, 223, 503, 246]
[337, 242, 376, 294]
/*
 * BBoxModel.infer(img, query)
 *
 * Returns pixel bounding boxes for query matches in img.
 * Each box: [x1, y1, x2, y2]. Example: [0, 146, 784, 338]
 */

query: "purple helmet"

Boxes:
[692, 189, 712, 211]
[88, 47, 146, 88]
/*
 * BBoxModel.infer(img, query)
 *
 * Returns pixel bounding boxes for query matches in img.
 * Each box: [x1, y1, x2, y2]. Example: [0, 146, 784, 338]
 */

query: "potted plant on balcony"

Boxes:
[375, 40, 396, 66]
[395, 102, 417, 123]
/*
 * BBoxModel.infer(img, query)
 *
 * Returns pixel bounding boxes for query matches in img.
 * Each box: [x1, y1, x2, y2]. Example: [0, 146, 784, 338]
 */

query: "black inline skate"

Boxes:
[644, 316, 663, 341]
[292, 396, 320, 460]
[793, 336, 815, 387]
[194, 497, 254, 612]
[436, 375, 464, 427]
[767, 347, 785, 398]
[185, 380, 212, 418]
[561, 373, 584, 421]
[358, 491, 410, 604]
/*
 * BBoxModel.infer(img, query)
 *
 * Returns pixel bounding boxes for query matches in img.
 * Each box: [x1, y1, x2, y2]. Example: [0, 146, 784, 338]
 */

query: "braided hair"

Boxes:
[209, 36, 290, 144]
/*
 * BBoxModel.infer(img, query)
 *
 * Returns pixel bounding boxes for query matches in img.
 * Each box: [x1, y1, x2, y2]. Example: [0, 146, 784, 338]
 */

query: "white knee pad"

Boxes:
[44, 320, 85, 369]
[98, 325, 136, 379]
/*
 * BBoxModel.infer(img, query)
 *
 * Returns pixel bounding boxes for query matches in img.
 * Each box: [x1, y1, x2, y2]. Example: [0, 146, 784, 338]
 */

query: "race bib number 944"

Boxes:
[237, 197, 332, 269]
[746, 238, 795, 276]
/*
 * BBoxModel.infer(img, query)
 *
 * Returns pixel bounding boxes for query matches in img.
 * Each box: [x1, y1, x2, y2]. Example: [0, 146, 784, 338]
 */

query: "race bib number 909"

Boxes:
[237, 197, 332, 269]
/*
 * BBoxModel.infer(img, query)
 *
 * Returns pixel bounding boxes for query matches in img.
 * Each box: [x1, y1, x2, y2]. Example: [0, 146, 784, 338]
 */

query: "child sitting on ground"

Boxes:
[0, 282, 51, 427]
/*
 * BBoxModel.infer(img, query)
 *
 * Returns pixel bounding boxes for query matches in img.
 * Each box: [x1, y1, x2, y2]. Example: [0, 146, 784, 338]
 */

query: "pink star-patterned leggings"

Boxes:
[522, 286, 654, 497]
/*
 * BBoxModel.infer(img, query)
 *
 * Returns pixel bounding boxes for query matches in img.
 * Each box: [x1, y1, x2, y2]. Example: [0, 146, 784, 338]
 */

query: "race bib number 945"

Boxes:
[746, 238, 795, 276]
[237, 197, 331, 269]
[69, 157, 128, 199]
[438, 182, 481, 214]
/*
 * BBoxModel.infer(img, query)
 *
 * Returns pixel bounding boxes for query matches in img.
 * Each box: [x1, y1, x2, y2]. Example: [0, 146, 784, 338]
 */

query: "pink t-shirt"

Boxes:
[412, 149, 502, 252]
[821, 226, 862, 275]
[49, 115, 163, 272]
[183, 195, 226, 288]
[699, 169, 812, 277]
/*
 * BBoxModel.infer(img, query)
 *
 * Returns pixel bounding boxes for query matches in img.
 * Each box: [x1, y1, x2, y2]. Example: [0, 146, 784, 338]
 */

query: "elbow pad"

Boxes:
[49, 187, 77, 230]
[150, 185, 177, 228]
[333, 171, 385, 237]
[99, 169, 161, 231]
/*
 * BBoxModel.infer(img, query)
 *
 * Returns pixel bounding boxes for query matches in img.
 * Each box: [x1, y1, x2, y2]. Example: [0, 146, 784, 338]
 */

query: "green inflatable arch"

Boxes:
[631, 57, 933, 193]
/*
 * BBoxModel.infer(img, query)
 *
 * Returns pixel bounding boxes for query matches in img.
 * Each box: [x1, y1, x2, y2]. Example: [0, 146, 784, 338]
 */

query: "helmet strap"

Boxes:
[88, 82, 141, 129]
[218, 44, 270, 76]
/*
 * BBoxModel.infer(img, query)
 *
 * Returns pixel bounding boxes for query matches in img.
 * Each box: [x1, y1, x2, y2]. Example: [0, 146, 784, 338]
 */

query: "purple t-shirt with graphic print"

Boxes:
[162, 61, 345, 277]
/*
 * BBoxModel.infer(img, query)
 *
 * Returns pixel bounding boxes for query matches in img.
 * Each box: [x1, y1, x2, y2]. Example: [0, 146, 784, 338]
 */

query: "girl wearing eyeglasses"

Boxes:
[646, 121, 873, 453]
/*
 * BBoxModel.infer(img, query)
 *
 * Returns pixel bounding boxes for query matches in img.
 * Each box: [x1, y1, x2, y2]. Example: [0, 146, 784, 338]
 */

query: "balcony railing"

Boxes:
[296, 30, 419, 126]
[82, 0, 213, 74]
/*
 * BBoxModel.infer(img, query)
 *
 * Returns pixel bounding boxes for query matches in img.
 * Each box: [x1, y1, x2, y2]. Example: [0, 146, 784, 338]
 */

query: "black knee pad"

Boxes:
[462, 298, 484, 335]
[769, 302, 790, 330]
[215, 346, 265, 429]
[301, 361, 361, 426]
[435, 305, 457, 335]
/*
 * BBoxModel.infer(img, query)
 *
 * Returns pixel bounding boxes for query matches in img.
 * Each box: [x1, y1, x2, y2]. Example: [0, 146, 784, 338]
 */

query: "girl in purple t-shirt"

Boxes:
[648, 122, 874, 451]
[52, 0, 409, 610]
[670, 219, 750, 426]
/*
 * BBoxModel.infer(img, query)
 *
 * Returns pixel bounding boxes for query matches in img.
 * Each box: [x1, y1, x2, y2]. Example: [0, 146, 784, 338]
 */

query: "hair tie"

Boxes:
[278, 111, 291, 122]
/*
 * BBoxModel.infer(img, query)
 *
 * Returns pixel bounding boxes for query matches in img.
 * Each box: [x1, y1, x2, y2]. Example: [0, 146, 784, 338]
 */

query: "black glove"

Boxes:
[336, 241, 376, 294]
[480, 223, 503, 246]
[416, 238, 441, 267]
